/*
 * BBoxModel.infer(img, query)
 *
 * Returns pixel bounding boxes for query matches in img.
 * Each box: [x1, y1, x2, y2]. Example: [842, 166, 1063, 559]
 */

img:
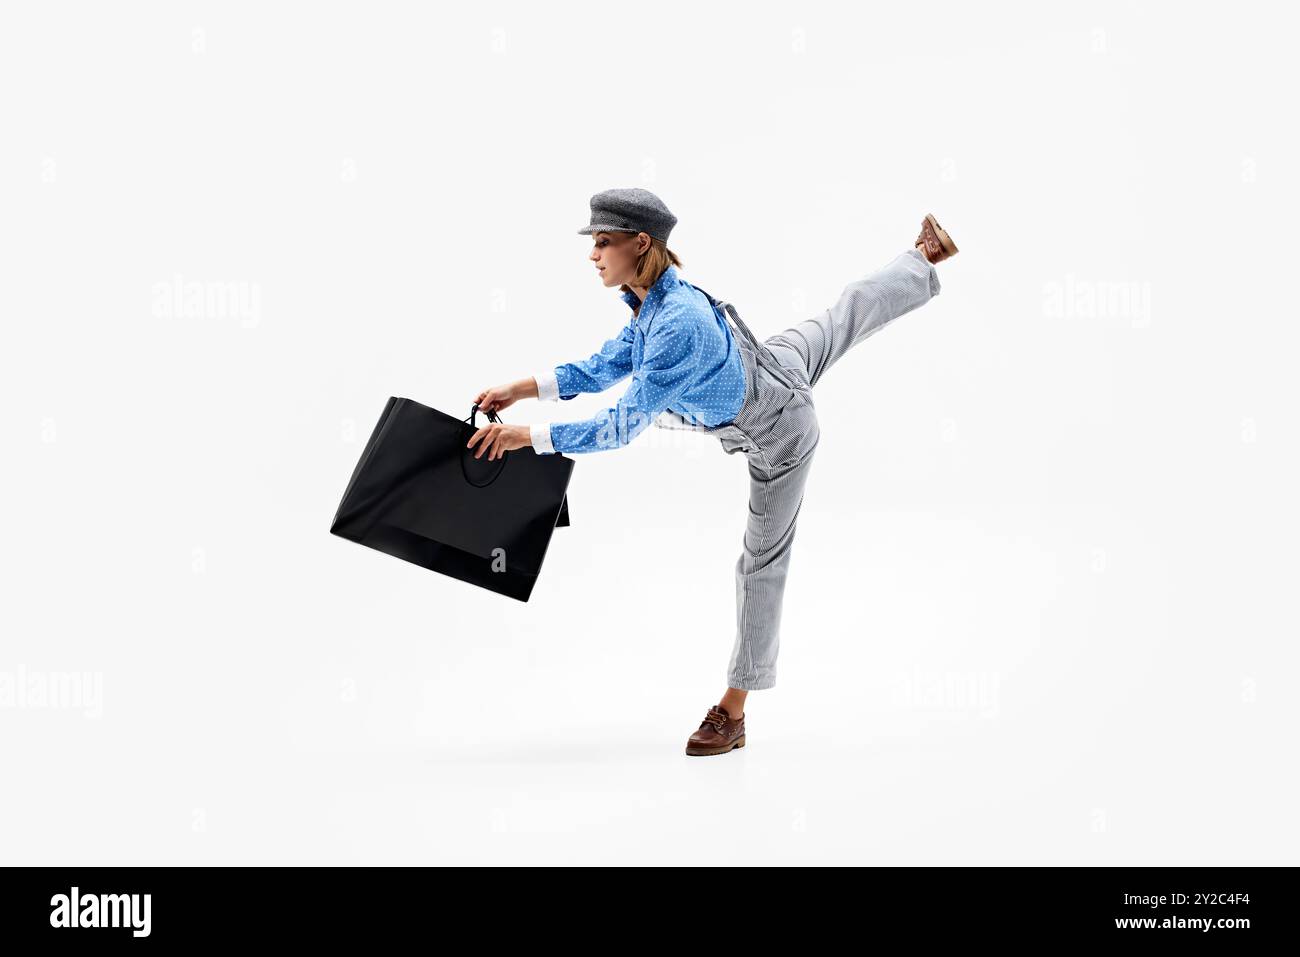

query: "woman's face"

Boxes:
[589, 230, 648, 289]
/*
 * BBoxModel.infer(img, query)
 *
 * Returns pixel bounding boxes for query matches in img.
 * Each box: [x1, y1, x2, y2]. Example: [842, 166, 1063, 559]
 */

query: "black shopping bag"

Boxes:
[330, 397, 573, 602]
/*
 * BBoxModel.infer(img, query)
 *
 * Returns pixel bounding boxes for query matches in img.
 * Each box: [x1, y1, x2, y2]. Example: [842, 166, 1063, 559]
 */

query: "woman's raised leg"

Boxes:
[766, 217, 955, 388]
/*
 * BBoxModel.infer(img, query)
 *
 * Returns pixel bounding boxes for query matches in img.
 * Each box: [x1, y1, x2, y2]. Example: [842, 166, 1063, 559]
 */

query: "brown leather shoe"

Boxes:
[915, 213, 958, 264]
[685, 703, 746, 756]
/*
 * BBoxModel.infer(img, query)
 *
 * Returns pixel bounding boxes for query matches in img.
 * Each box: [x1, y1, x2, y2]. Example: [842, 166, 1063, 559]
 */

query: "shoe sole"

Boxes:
[685, 735, 746, 756]
[924, 213, 958, 256]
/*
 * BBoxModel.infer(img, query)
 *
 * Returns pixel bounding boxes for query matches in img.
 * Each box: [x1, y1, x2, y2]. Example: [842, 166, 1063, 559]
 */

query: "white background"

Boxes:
[2, 2, 1296, 865]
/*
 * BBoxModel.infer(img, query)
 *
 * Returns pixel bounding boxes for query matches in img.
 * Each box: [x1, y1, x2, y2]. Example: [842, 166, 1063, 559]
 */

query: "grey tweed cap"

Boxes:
[577, 187, 678, 243]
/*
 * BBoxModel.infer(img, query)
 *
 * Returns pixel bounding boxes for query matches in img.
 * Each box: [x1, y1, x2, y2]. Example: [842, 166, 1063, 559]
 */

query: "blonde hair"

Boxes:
[619, 235, 683, 297]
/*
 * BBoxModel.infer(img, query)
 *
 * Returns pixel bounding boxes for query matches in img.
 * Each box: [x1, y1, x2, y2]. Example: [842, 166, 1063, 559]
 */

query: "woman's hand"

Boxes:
[473, 377, 538, 415]
[466, 422, 532, 461]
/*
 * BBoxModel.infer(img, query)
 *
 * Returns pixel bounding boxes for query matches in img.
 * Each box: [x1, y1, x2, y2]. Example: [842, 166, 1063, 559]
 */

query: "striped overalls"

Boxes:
[657, 248, 941, 689]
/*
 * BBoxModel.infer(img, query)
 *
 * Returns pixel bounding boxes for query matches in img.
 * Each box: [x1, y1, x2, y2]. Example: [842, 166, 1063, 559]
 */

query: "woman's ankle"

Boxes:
[720, 688, 748, 719]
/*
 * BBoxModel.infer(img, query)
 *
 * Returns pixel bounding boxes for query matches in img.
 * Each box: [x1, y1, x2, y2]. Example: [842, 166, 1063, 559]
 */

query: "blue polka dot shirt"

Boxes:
[530, 264, 746, 454]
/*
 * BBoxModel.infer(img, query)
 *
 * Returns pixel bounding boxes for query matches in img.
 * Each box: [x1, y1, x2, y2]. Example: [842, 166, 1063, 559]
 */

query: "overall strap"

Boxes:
[690, 282, 803, 393]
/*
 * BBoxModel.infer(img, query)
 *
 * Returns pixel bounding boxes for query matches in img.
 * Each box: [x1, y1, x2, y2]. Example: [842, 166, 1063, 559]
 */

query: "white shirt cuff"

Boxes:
[534, 370, 560, 402]
[530, 422, 555, 454]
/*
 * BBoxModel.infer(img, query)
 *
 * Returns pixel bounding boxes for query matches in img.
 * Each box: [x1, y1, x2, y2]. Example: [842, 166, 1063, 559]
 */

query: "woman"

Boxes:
[467, 187, 958, 756]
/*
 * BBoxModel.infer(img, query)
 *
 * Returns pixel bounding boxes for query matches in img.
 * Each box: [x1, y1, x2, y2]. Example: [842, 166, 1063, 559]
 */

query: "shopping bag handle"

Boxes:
[465, 403, 503, 427]
[460, 403, 508, 488]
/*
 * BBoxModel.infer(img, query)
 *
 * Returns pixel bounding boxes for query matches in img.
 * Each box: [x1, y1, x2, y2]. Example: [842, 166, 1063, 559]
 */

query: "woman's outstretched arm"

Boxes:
[469, 320, 641, 460]
[533, 320, 636, 402]
[475, 319, 637, 416]
[532, 315, 701, 455]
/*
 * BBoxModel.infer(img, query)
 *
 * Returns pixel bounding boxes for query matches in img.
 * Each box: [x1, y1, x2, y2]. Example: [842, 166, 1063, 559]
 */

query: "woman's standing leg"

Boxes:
[725, 445, 818, 691]
[766, 246, 942, 388]
[686, 403, 819, 756]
